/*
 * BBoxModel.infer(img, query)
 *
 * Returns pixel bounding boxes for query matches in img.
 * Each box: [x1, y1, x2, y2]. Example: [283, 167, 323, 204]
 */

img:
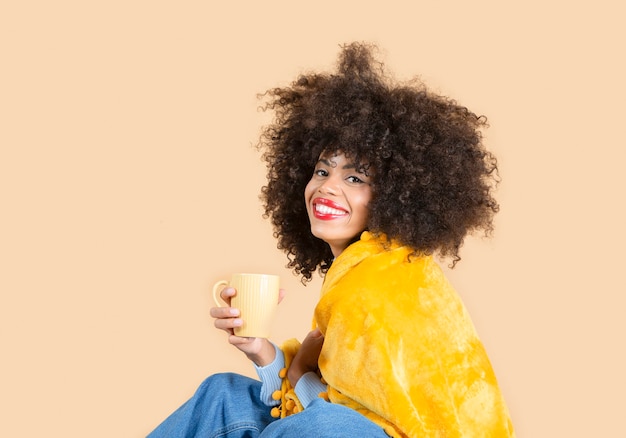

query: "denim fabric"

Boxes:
[147, 373, 389, 438]
[259, 398, 390, 438]
[148, 373, 274, 438]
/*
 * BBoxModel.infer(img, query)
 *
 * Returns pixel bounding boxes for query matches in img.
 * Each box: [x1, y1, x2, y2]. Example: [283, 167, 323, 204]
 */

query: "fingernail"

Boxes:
[229, 308, 239, 316]
[233, 319, 243, 326]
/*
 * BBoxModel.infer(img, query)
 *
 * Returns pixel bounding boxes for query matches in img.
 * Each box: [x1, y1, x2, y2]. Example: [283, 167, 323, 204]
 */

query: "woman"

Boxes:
[148, 42, 514, 437]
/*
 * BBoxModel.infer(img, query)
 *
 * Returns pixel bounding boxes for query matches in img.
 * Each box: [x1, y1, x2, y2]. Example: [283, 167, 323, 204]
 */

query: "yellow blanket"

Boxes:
[280, 232, 515, 437]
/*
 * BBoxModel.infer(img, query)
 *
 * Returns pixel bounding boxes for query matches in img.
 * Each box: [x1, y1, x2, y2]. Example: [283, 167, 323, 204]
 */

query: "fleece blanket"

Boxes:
[279, 232, 515, 437]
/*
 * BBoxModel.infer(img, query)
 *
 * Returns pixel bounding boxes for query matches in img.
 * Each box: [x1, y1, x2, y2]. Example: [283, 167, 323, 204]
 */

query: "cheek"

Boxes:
[357, 189, 372, 208]
[356, 192, 372, 223]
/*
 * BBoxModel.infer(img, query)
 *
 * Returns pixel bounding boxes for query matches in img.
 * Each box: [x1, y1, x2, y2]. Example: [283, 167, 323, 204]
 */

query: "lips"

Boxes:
[312, 198, 348, 220]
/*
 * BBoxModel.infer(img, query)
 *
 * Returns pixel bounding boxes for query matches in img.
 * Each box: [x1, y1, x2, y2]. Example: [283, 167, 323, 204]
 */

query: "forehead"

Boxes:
[318, 151, 347, 162]
[316, 151, 373, 176]
[317, 150, 357, 165]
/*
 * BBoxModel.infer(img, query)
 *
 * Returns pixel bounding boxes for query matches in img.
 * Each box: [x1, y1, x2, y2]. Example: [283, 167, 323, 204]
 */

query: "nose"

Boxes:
[318, 176, 340, 195]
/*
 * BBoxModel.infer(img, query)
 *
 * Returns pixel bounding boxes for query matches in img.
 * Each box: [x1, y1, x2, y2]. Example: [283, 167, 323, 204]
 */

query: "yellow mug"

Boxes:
[212, 273, 280, 338]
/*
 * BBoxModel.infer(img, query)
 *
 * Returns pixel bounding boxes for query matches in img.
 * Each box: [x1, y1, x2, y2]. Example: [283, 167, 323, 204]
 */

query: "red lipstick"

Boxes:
[312, 198, 348, 220]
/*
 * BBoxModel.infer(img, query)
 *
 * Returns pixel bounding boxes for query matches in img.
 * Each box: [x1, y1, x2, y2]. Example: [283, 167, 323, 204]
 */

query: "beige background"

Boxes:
[1, 1, 624, 437]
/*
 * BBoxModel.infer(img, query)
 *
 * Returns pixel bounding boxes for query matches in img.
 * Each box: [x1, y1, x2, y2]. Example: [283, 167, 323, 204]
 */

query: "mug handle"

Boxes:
[212, 280, 229, 307]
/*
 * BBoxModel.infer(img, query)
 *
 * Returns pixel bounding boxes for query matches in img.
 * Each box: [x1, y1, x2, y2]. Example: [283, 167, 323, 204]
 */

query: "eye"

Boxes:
[346, 175, 370, 185]
[314, 168, 328, 177]
[346, 175, 368, 184]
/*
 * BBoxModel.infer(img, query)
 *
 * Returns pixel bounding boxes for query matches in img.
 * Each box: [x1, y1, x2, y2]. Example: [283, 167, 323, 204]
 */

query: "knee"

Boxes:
[201, 372, 239, 386]
[195, 372, 261, 400]
[198, 372, 246, 392]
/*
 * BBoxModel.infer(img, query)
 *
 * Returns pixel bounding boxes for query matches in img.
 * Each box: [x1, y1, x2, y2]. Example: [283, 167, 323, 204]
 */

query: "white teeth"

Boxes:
[315, 204, 346, 215]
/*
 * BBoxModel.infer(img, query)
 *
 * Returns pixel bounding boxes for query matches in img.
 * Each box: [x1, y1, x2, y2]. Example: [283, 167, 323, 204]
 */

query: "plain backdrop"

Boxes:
[1, 1, 624, 437]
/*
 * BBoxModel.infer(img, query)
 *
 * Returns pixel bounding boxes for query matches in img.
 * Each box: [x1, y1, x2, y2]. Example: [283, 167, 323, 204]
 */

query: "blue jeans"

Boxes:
[147, 373, 389, 438]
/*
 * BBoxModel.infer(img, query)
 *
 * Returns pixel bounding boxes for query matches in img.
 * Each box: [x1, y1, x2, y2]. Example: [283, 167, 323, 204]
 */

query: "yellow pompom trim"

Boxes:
[270, 338, 305, 419]
[270, 407, 281, 418]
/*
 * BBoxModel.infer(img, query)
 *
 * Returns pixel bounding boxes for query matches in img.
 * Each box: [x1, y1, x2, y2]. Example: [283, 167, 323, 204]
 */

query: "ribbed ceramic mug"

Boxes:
[212, 273, 280, 338]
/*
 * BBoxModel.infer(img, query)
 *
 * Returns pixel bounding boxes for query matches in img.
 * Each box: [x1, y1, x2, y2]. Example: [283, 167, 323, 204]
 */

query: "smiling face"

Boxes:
[304, 152, 373, 257]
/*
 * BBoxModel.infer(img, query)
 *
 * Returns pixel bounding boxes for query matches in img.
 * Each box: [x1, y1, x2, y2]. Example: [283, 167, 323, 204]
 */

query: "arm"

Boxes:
[210, 286, 287, 406]
[210, 286, 286, 365]
[287, 328, 327, 408]
[294, 372, 328, 408]
[254, 343, 286, 406]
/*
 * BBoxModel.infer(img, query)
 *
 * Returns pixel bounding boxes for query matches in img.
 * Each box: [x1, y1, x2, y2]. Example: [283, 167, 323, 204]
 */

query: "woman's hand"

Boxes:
[287, 328, 325, 386]
[210, 286, 286, 366]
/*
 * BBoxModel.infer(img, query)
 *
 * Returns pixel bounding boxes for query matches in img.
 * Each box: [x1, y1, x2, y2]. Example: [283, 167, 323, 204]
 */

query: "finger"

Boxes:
[304, 328, 324, 341]
[213, 316, 242, 332]
[209, 306, 240, 318]
[300, 328, 324, 351]
[229, 335, 258, 345]
[220, 287, 237, 304]
[278, 288, 286, 304]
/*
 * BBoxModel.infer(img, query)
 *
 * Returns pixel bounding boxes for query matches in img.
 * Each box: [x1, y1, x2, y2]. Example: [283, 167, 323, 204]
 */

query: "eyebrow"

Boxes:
[318, 158, 357, 170]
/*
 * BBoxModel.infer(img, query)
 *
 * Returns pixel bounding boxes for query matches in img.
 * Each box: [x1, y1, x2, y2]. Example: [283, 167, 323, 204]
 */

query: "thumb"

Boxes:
[307, 328, 324, 340]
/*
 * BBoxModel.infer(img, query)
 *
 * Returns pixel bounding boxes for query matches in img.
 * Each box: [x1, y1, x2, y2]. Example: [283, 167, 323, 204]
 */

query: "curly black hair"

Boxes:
[257, 42, 499, 282]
